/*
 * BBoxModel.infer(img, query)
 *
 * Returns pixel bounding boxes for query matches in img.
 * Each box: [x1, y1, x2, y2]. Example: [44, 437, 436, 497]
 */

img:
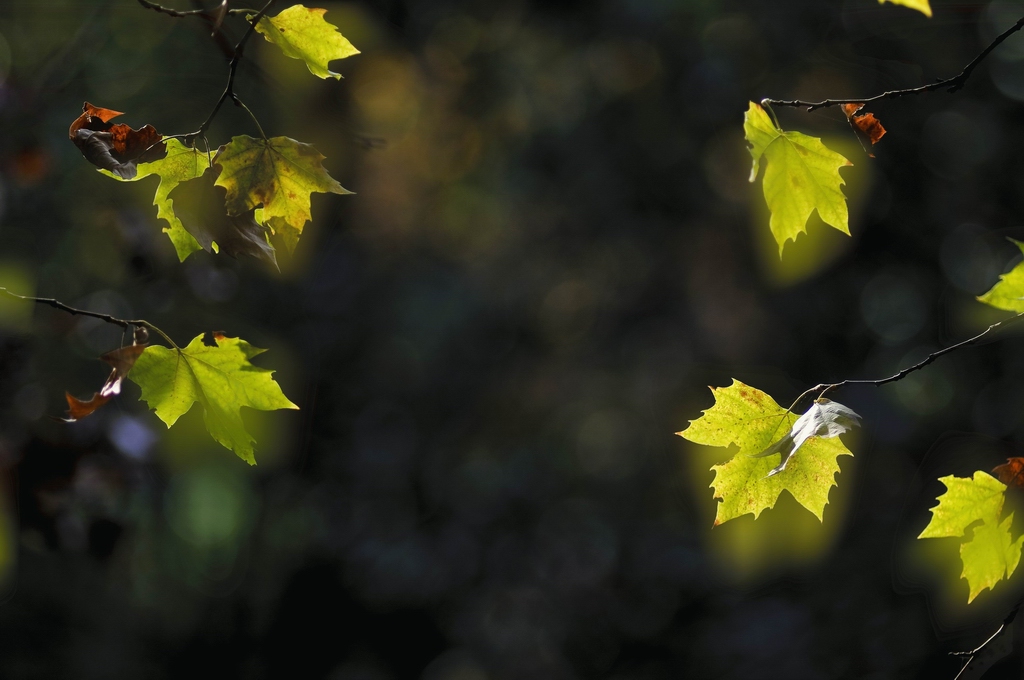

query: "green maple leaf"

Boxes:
[960, 515, 1024, 603]
[878, 0, 932, 17]
[102, 139, 212, 261]
[678, 380, 853, 525]
[978, 238, 1024, 313]
[214, 135, 351, 253]
[744, 101, 853, 255]
[251, 4, 359, 80]
[129, 333, 298, 465]
[918, 471, 1024, 602]
[918, 471, 1007, 538]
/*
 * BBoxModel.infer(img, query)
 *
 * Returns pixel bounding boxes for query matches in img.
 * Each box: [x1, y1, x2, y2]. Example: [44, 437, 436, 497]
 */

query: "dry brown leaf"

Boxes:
[69, 102, 166, 179]
[63, 343, 147, 422]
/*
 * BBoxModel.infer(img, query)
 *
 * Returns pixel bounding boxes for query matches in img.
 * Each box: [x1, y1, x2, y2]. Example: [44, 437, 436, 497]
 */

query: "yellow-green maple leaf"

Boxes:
[961, 515, 1024, 603]
[918, 471, 1007, 538]
[129, 333, 298, 465]
[252, 4, 359, 79]
[677, 380, 853, 525]
[878, 0, 932, 17]
[213, 135, 351, 253]
[918, 471, 1024, 602]
[102, 139, 211, 261]
[744, 101, 853, 255]
[978, 238, 1024, 313]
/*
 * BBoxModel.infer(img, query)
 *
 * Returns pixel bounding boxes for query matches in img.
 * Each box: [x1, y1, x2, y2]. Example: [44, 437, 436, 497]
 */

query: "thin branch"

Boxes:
[179, 0, 275, 140]
[137, 0, 274, 140]
[764, 14, 1024, 112]
[788, 310, 1024, 411]
[951, 601, 1020, 680]
[0, 288, 178, 350]
[136, 1, 260, 18]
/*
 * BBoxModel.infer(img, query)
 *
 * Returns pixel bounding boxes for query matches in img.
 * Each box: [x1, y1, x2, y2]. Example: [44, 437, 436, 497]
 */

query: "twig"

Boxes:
[0, 288, 179, 350]
[788, 310, 1024, 412]
[951, 601, 1020, 680]
[136, 1, 260, 18]
[764, 14, 1024, 112]
[181, 0, 275, 140]
[137, 0, 274, 140]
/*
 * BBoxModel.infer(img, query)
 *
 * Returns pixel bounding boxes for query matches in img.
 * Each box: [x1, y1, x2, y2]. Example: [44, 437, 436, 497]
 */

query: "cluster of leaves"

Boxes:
[919, 472, 1023, 602]
[59, 4, 359, 464]
[73, 5, 356, 268]
[911, 259, 1024, 598]
[681, 232, 1024, 601]
[682, 0, 1024, 606]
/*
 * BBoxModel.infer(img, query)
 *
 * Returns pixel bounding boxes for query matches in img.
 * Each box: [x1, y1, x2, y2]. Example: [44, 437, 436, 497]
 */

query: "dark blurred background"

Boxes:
[4, 0, 1024, 677]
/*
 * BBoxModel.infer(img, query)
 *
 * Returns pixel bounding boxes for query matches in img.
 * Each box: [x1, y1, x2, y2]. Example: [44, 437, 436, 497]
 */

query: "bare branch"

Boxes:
[764, 14, 1024, 112]
[137, 0, 274, 140]
[951, 602, 1020, 680]
[183, 0, 275, 140]
[136, 1, 260, 19]
[788, 310, 1024, 411]
[0, 288, 178, 349]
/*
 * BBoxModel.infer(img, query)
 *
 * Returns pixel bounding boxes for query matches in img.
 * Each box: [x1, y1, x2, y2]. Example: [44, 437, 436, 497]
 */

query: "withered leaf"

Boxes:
[751, 398, 861, 476]
[64, 343, 147, 422]
[994, 457, 1024, 489]
[678, 381, 854, 524]
[69, 102, 166, 180]
[168, 169, 279, 269]
[68, 103, 123, 137]
[841, 103, 886, 149]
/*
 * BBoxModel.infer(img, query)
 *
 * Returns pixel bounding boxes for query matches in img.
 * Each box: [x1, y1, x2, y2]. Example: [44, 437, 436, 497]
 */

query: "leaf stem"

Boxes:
[787, 310, 1024, 412]
[763, 13, 1024, 112]
[0, 288, 179, 350]
[234, 96, 268, 140]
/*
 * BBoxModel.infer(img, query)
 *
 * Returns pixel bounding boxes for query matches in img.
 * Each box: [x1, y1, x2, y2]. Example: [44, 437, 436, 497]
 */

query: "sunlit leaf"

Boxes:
[103, 139, 212, 261]
[744, 101, 853, 255]
[878, 0, 932, 17]
[978, 238, 1024, 313]
[960, 515, 1024, 603]
[919, 471, 1024, 602]
[677, 380, 853, 525]
[918, 471, 1007, 539]
[251, 4, 359, 80]
[213, 135, 351, 253]
[129, 333, 298, 464]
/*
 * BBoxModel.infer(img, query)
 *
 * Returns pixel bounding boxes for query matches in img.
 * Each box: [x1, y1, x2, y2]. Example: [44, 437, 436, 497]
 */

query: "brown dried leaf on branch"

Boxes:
[69, 102, 166, 179]
[841, 103, 886, 156]
[63, 343, 147, 421]
[993, 457, 1024, 489]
